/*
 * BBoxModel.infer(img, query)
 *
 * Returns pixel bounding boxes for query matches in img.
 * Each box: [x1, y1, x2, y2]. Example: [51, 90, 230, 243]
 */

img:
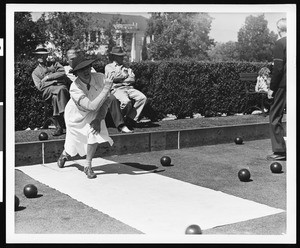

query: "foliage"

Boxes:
[237, 14, 278, 62]
[141, 36, 148, 61]
[15, 58, 272, 130]
[36, 12, 128, 61]
[45, 12, 96, 60]
[208, 41, 240, 61]
[104, 15, 124, 53]
[14, 13, 276, 130]
[104, 14, 132, 63]
[14, 12, 47, 60]
[14, 58, 46, 130]
[145, 12, 215, 60]
[132, 60, 271, 119]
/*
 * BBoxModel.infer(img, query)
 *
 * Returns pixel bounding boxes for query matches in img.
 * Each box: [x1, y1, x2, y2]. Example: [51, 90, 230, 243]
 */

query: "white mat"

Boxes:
[17, 158, 284, 234]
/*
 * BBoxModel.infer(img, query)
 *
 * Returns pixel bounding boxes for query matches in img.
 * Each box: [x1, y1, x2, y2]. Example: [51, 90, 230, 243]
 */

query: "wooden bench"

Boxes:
[239, 72, 272, 117]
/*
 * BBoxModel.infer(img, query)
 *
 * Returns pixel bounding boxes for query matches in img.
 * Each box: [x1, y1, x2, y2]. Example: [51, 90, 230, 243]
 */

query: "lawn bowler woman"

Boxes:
[57, 55, 114, 179]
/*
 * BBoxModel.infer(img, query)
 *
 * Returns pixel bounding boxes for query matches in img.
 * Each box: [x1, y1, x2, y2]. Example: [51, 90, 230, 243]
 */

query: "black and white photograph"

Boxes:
[4, 3, 297, 244]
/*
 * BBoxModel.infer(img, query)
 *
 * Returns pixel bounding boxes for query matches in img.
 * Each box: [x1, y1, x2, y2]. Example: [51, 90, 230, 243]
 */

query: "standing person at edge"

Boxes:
[57, 55, 114, 179]
[267, 18, 287, 161]
[105, 46, 147, 129]
[65, 48, 132, 133]
[32, 43, 70, 136]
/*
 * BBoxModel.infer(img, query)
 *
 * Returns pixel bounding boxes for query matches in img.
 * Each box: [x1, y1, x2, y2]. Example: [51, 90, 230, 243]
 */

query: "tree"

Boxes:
[237, 14, 278, 62]
[141, 36, 148, 61]
[14, 12, 47, 59]
[33, 12, 136, 62]
[208, 41, 240, 61]
[44, 12, 91, 60]
[145, 12, 215, 60]
[105, 15, 131, 54]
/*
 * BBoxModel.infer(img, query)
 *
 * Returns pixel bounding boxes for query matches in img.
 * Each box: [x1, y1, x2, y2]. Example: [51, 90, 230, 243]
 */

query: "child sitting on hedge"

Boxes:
[255, 67, 271, 93]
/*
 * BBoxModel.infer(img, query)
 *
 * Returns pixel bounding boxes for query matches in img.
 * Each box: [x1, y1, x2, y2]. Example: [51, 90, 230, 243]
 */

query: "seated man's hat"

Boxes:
[110, 46, 126, 56]
[33, 44, 50, 55]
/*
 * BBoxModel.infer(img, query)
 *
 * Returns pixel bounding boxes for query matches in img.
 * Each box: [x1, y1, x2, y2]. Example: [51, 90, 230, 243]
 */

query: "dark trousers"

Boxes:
[107, 94, 125, 128]
[43, 85, 70, 116]
[269, 88, 286, 153]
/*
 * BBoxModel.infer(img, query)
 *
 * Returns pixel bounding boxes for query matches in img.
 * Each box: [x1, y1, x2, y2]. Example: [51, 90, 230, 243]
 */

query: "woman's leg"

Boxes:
[86, 143, 98, 162]
[83, 143, 98, 179]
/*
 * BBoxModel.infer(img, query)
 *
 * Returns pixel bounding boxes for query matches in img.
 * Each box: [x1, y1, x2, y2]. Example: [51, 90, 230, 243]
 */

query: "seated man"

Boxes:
[105, 46, 147, 129]
[32, 43, 70, 136]
[64, 48, 132, 133]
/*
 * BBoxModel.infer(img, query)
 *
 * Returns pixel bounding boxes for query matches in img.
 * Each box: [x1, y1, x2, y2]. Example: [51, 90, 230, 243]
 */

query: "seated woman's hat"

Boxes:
[70, 55, 96, 74]
[33, 44, 50, 54]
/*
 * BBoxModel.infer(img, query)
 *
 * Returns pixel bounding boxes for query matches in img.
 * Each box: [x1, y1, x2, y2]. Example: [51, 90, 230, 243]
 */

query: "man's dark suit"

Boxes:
[269, 36, 286, 154]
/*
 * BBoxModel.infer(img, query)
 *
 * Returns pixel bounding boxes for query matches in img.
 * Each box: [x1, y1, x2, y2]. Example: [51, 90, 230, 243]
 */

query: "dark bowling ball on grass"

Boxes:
[234, 137, 243, 145]
[185, 224, 202, 234]
[270, 162, 282, 173]
[160, 156, 171, 166]
[15, 195, 20, 210]
[38, 132, 48, 141]
[23, 184, 38, 198]
[238, 169, 251, 182]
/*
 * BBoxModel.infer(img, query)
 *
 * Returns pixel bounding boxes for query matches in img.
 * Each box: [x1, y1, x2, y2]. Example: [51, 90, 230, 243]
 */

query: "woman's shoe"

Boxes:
[57, 153, 68, 168]
[84, 167, 97, 179]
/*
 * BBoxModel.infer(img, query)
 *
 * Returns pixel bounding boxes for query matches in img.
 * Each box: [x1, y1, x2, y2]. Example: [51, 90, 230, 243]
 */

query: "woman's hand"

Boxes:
[104, 72, 114, 90]
[90, 118, 101, 135]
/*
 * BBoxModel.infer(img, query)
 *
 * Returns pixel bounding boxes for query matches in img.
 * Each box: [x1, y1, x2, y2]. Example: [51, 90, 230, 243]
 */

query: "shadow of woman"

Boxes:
[65, 162, 165, 176]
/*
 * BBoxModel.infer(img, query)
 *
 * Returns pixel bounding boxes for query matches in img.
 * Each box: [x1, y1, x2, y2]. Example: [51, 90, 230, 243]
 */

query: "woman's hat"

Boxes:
[110, 46, 126, 56]
[33, 44, 50, 54]
[70, 55, 96, 73]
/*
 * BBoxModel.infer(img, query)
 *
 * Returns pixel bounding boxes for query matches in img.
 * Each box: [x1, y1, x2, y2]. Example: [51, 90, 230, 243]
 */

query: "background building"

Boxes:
[82, 13, 148, 62]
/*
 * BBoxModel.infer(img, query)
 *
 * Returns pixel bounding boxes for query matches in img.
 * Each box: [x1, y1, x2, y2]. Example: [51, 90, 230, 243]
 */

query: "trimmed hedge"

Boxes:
[15, 58, 270, 131]
[15, 58, 47, 130]
[131, 59, 270, 118]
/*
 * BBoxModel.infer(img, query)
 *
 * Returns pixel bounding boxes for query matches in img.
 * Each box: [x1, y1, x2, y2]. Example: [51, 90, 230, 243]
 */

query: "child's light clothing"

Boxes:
[255, 75, 270, 93]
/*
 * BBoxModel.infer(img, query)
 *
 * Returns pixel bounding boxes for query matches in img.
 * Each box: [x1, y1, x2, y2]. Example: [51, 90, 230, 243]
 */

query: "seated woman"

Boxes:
[57, 55, 114, 179]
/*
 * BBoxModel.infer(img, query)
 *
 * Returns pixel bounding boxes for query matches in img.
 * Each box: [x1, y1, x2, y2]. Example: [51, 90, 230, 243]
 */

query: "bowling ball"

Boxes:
[39, 132, 48, 141]
[238, 169, 251, 182]
[185, 224, 202, 234]
[23, 184, 38, 198]
[160, 156, 171, 166]
[15, 195, 20, 210]
[270, 162, 282, 173]
[234, 137, 243, 144]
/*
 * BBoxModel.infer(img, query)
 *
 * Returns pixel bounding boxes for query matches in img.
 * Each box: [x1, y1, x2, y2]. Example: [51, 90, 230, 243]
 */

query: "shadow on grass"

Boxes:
[271, 171, 284, 174]
[161, 163, 174, 167]
[26, 194, 43, 199]
[239, 179, 253, 182]
[15, 206, 26, 211]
